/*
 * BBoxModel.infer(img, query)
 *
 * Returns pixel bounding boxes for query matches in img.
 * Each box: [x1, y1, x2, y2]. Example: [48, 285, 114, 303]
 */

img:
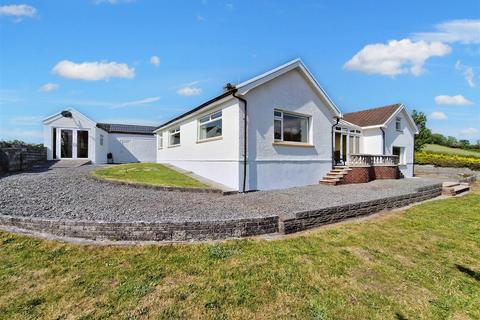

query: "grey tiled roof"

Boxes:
[96, 123, 157, 135]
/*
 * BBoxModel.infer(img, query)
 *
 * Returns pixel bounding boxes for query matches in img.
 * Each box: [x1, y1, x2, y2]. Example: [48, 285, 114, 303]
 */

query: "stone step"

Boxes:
[442, 182, 460, 188]
[319, 179, 338, 185]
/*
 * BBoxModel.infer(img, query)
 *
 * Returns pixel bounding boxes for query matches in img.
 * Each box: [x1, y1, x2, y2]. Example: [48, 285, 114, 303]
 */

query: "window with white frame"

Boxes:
[169, 127, 180, 146]
[396, 117, 402, 131]
[100, 134, 104, 146]
[198, 111, 222, 141]
[157, 133, 163, 149]
[274, 110, 309, 143]
[392, 146, 405, 164]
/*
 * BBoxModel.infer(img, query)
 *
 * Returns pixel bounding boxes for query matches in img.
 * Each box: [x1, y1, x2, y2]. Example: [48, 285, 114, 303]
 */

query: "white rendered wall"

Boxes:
[156, 98, 242, 190]
[383, 109, 415, 177]
[361, 128, 383, 155]
[43, 111, 96, 162]
[95, 128, 109, 164]
[243, 69, 336, 191]
[109, 133, 156, 163]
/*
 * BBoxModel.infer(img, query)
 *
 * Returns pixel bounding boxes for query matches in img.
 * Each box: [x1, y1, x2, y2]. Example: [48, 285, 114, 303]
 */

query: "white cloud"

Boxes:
[429, 111, 447, 120]
[0, 4, 36, 18]
[150, 55, 160, 67]
[111, 96, 160, 109]
[52, 60, 135, 81]
[49, 96, 160, 109]
[455, 60, 476, 88]
[196, 15, 206, 22]
[40, 83, 59, 92]
[459, 128, 479, 136]
[176, 86, 202, 96]
[344, 39, 451, 76]
[225, 3, 234, 10]
[434, 95, 473, 106]
[413, 20, 480, 44]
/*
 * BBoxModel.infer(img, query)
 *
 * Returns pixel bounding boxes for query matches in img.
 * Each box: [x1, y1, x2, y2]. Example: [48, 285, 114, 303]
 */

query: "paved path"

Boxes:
[0, 165, 439, 223]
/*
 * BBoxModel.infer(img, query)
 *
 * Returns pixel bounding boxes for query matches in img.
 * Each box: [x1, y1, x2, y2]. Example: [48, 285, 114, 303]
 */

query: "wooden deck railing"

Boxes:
[347, 154, 399, 166]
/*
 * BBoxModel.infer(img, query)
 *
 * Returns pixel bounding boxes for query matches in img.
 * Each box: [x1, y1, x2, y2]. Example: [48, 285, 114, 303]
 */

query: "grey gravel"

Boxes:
[0, 165, 440, 222]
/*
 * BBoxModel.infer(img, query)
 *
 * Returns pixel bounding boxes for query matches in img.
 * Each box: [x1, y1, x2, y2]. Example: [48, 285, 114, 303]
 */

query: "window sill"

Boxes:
[168, 144, 181, 148]
[273, 141, 314, 148]
[196, 136, 223, 144]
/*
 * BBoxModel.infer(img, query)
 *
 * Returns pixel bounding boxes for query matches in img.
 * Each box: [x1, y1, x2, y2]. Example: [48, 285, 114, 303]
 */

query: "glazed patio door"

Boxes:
[76, 130, 89, 158]
[58, 129, 89, 159]
[60, 129, 73, 158]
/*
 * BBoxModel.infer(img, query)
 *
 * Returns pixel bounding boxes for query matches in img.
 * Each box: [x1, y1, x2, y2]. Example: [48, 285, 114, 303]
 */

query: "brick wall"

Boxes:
[340, 165, 399, 184]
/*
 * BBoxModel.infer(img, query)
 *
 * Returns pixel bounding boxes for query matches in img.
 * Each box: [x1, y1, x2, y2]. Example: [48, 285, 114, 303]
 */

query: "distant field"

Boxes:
[423, 144, 480, 158]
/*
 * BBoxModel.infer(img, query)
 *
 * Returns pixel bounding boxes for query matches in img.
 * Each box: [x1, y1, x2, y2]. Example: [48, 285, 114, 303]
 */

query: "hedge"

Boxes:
[415, 151, 480, 171]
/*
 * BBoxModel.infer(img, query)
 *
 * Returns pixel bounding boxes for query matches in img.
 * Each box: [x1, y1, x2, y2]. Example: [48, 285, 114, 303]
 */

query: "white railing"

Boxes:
[347, 154, 399, 166]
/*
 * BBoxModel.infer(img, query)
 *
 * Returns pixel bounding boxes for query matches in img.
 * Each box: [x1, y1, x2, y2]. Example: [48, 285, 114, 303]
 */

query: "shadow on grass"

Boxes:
[395, 312, 408, 320]
[455, 264, 480, 282]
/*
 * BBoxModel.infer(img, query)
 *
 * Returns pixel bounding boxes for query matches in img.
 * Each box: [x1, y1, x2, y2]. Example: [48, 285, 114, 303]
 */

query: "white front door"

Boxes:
[57, 128, 89, 160]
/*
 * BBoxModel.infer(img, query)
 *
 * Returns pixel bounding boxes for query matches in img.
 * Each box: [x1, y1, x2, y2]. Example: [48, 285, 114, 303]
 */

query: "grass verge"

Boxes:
[0, 187, 479, 319]
[422, 144, 480, 158]
[90, 163, 210, 188]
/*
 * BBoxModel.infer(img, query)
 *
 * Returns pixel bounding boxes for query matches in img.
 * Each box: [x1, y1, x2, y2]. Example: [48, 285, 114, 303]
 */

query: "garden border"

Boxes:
[88, 174, 226, 194]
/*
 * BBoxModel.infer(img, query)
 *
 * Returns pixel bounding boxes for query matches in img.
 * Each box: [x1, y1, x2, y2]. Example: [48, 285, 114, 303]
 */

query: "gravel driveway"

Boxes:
[0, 165, 439, 222]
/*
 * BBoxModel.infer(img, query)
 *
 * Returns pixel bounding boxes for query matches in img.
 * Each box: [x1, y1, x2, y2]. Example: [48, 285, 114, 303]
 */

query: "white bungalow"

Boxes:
[42, 109, 157, 164]
[154, 59, 418, 192]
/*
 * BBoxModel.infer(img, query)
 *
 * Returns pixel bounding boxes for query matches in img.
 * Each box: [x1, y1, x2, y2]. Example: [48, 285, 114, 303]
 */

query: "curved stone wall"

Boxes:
[0, 215, 279, 241]
[0, 183, 442, 242]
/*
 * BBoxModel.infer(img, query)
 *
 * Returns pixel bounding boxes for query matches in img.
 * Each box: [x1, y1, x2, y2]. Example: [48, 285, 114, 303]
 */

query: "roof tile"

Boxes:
[343, 104, 401, 127]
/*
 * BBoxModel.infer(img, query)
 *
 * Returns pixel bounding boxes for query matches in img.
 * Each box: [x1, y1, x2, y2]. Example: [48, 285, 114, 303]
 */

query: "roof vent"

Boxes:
[223, 83, 236, 92]
[61, 110, 72, 118]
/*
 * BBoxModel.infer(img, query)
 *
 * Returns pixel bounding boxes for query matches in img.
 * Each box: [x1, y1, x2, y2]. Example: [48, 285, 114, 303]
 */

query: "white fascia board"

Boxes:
[153, 95, 234, 133]
[338, 119, 362, 130]
[359, 125, 385, 130]
[236, 58, 342, 117]
[42, 108, 97, 126]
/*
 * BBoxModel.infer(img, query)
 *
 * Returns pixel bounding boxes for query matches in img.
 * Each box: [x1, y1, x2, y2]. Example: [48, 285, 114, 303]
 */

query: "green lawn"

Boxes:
[1, 188, 479, 319]
[91, 163, 210, 188]
[423, 144, 480, 158]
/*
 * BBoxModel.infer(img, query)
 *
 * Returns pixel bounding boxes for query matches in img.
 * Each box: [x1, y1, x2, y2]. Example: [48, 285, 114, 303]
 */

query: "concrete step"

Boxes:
[442, 182, 470, 196]
[323, 175, 341, 180]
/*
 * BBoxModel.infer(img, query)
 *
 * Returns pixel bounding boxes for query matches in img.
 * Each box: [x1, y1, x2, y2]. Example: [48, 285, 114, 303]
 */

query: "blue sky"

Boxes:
[0, 0, 479, 143]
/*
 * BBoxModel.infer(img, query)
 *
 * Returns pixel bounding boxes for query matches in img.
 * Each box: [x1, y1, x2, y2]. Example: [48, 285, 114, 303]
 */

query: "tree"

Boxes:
[430, 133, 447, 145]
[446, 136, 458, 147]
[411, 109, 431, 151]
[459, 139, 470, 148]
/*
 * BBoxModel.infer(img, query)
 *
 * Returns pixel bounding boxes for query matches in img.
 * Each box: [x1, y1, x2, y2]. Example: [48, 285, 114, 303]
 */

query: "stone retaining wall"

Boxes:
[0, 146, 47, 173]
[0, 184, 443, 241]
[0, 215, 279, 241]
[280, 184, 442, 234]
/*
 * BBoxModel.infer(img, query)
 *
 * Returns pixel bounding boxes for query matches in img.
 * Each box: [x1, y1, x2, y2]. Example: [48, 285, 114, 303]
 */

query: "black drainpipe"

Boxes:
[380, 127, 386, 154]
[331, 117, 340, 169]
[232, 90, 248, 193]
